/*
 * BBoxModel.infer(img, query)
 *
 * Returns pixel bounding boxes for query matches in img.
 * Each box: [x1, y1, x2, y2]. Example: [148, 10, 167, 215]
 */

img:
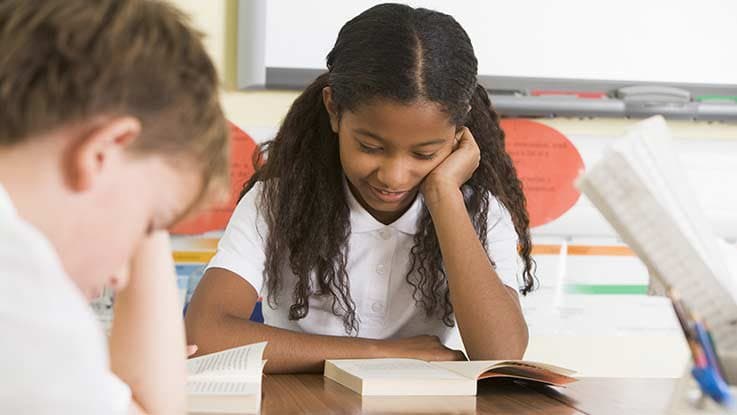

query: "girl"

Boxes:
[185, 3, 535, 373]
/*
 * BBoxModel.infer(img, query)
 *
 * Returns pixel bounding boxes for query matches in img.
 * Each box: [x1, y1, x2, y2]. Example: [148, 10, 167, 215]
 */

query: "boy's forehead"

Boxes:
[140, 157, 204, 227]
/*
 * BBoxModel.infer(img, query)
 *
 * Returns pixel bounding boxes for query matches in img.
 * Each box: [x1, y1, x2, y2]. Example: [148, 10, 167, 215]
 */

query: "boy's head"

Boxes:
[0, 0, 229, 298]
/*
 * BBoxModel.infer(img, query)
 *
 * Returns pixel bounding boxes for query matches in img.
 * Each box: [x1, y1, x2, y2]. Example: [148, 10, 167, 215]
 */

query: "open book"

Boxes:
[576, 115, 737, 383]
[324, 358, 576, 396]
[187, 342, 267, 414]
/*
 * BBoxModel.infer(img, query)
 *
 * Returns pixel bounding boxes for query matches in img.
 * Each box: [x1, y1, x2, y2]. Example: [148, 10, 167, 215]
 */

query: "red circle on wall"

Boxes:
[169, 121, 258, 234]
[500, 119, 584, 228]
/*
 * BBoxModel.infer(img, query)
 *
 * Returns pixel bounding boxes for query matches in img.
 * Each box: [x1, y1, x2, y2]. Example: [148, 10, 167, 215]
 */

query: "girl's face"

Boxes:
[323, 88, 458, 224]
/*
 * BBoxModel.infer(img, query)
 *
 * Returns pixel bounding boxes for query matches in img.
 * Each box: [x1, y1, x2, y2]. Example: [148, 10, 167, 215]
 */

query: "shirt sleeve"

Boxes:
[206, 182, 268, 294]
[485, 195, 522, 291]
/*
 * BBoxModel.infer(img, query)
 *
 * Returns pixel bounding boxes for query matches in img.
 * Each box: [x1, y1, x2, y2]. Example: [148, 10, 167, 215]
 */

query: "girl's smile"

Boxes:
[367, 182, 412, 204]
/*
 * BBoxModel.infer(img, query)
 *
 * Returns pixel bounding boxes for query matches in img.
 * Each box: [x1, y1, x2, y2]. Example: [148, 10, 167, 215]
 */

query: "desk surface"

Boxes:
[257, 375, 677, 415]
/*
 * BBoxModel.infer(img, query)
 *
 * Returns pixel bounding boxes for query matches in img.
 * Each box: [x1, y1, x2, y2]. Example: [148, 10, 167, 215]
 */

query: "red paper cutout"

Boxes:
[501, 119, 584, 228]
[170, 122, 258, 234]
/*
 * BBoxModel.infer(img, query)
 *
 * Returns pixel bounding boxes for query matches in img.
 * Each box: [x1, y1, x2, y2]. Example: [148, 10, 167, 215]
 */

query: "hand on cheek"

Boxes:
[420, 127, 480, 195]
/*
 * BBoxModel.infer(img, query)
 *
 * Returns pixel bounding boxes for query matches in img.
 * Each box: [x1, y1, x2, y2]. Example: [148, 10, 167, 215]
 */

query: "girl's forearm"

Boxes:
[424, 184, 528, 360]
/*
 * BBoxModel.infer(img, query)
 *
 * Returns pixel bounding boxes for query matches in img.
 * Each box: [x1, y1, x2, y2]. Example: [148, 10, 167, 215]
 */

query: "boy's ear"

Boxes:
[322, 86, 340, 133]
[66, 117, 142, 192]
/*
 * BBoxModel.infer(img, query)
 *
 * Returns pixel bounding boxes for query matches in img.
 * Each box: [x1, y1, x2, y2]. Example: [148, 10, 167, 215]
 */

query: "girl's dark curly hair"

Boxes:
[243, 3, 535, 335]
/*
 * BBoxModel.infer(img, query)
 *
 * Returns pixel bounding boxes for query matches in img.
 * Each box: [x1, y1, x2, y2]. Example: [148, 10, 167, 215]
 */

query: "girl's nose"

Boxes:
[376, 157, 410, 190]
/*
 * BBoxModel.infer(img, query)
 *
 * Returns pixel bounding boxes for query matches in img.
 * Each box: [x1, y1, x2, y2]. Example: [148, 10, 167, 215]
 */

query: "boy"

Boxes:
[0, 0, 229, 413]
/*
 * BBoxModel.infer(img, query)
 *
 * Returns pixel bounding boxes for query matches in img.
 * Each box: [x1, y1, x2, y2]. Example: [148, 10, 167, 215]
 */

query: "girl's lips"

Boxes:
[368, 184, 409, 203]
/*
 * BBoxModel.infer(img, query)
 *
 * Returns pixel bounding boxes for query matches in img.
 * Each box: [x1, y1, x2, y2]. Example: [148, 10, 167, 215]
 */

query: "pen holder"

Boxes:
[668, 364, 737, 414]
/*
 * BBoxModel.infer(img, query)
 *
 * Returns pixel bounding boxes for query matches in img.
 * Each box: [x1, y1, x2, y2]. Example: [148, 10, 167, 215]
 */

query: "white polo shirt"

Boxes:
[208, 180, 521, 344]
[0, 183, 131, 414]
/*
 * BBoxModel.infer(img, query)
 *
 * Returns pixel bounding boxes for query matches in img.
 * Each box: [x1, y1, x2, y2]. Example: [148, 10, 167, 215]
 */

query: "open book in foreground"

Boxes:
[324, 358, 576, 396]
[187, 341, 267, 414]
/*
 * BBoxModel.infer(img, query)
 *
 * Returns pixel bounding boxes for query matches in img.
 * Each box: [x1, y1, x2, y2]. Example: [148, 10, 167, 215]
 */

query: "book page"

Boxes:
[431, 360, 577, 385]
[188, 379, 260, 396]
[187, 341, 266, 379]
[327, 359, 471, 380]
[719, 239, 737, 298]
[476, 366, 577, 386]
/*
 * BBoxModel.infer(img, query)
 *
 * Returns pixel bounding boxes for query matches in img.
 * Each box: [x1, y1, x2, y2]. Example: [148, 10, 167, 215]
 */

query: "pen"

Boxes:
[691, 320, 735, 407]
[694, 321, 722, 376]
[668, 288, 695, 339]
[691, 365, 735, 408]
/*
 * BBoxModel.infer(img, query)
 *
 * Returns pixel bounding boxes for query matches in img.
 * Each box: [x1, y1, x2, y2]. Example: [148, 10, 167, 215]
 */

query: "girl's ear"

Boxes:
[322, 86, 340, 133]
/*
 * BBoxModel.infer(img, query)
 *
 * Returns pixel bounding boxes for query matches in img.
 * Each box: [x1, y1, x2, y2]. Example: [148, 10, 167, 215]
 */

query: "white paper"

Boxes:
[187, 341, 266, 379]
[188, 380, 260, 395]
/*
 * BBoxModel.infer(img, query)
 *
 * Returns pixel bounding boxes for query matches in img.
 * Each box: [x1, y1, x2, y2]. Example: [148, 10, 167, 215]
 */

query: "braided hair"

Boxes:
[244, 3, 535, 334]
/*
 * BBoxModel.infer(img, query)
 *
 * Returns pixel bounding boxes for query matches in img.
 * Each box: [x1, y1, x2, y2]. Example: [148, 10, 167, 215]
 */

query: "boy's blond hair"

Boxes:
[0, 0, 229, 202]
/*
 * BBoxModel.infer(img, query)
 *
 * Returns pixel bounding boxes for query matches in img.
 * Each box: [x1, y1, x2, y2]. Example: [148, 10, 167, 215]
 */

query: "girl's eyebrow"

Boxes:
[413, 138, 448, 147]
[353, 128, 448, 147]
[353, 128, 386, 142]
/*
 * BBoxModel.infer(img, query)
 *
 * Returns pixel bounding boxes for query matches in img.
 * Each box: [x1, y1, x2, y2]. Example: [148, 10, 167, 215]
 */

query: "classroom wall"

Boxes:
[172, 0, 297, 128]
[168, 0, 737, 379]
[172, 1, 737, 144]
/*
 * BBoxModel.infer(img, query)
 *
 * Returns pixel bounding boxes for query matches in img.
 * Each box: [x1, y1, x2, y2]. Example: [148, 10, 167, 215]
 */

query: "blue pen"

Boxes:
[692, 321, 735, 407]
[694, 322, 721, 375]
[691, 366, 735, 408]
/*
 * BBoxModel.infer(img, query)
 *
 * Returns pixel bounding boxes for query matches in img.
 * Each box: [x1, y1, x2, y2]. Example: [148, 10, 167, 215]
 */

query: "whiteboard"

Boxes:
[256, 0, 737, 86]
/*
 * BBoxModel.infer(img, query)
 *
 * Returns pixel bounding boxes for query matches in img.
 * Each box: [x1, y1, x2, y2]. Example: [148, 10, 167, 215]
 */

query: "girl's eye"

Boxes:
[358, 142, 382, 153]
[414, 152, 437, 160]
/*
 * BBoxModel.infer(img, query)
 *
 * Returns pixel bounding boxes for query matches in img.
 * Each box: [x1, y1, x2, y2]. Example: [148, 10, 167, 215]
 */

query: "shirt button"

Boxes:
[379, 228, 392, 240]
[371, 302, 384, 313]
[376, 264, 385, 275]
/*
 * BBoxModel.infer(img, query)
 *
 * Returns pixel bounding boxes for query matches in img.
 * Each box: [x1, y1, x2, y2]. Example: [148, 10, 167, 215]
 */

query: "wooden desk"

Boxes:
[533, 377, 678, 415]
[258, 375, 677, 414]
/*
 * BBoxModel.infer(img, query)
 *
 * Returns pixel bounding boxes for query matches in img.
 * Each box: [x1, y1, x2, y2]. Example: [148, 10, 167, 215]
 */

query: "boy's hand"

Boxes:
[379, 335, 466, 361]
[421, 127, 480, 197]
[186, 344, 198, 357]
[109, 230, 188, 414]
[129, 231, 174, 273]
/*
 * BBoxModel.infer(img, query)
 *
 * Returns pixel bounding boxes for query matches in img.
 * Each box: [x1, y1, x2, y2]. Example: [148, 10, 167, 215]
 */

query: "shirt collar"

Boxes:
[343, 176, 423, 235]
[0, 182, 17, 219]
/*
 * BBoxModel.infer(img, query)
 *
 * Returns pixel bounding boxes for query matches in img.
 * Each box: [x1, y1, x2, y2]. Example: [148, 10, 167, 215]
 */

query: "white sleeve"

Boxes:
[0, 265, 131, 415]
[0, 208, 132, 414]
[485, 196, 522, 291]
[206, 182, 268, 294]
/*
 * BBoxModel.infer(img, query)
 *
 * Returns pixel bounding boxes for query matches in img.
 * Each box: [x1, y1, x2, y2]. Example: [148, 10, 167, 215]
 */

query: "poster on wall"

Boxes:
[501, 119, 584, 228]
[169, 121, 258, 235]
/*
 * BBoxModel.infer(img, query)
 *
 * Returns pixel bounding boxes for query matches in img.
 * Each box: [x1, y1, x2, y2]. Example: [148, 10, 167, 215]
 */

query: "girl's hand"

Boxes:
[420, 127, 480, 197]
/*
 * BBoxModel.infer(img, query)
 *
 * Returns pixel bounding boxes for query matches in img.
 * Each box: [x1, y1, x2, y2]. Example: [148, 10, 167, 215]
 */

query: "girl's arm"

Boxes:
[184, 268, 464, 373]
[109, 231, 188, 415]
[421, 127, 529, 360]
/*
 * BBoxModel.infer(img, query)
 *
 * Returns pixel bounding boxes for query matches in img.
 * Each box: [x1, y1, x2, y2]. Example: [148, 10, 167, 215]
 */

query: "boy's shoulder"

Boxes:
[0, 193, 100, 337]
[0, 209, 130, 414]
[0, 211, 65, 288]
[0, 200, 95, 326]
